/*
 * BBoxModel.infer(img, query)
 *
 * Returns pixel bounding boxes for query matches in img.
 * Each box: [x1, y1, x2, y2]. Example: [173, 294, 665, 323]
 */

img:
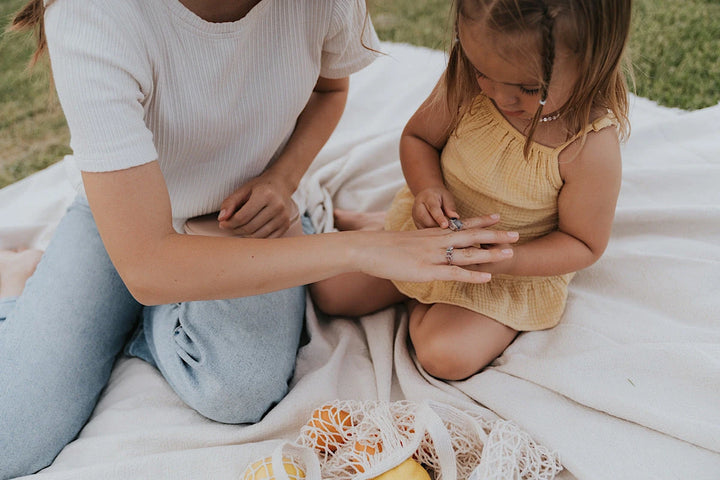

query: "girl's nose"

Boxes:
[492, 85, 519, 107]
[478, 78, 518, 107]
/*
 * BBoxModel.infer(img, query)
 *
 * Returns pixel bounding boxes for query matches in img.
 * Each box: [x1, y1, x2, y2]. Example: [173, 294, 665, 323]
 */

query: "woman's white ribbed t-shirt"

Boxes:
[44, 0, 379, 228]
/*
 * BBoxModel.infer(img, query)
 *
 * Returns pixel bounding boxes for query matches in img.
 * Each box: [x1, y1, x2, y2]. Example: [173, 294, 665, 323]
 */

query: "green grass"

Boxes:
[367, 0, 720, 111]
[1, 0, 719, 187]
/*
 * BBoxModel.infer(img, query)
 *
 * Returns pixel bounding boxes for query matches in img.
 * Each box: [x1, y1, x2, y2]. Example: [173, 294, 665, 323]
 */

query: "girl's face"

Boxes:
[458, 17, 578, 122]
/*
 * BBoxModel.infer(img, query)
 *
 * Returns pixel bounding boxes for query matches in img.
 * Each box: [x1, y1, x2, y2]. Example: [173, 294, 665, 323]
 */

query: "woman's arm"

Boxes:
[218, 76, 350, 238]
[83, 162, 518, 306]
[477, 127, 622, 276]
[400, 81, 460, 229]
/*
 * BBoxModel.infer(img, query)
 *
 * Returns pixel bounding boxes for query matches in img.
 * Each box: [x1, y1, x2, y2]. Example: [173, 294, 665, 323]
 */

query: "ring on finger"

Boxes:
[446, 246, 454, 265]
[448, 217, 463, 232]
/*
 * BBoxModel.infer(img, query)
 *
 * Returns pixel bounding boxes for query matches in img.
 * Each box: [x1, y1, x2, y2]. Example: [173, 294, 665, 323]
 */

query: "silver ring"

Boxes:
[446, 246, 454, 265]
[448, 217, 463, 232]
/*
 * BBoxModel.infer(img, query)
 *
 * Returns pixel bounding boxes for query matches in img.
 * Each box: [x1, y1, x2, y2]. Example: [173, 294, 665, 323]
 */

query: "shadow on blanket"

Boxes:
[0, 43, 718, 480]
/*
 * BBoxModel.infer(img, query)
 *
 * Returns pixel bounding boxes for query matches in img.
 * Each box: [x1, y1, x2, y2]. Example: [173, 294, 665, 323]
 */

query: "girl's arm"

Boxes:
[400, 82, 460, 229]
[217, 76, 349, 238]
[478, 127, 622, 276]
[82, 162, 518, 306]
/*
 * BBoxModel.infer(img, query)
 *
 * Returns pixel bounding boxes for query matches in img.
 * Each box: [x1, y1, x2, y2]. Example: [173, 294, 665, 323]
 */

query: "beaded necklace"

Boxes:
[540, 112, 561, 122]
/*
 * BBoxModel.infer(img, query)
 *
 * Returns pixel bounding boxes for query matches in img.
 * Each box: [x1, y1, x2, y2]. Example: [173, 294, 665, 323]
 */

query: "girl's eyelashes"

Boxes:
[474, 68, 541, 96]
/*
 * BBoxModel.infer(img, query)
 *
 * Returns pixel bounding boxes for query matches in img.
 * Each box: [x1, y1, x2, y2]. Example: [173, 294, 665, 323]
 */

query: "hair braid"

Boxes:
[523, 1, 556, 159]
[538, 3, 555, 103]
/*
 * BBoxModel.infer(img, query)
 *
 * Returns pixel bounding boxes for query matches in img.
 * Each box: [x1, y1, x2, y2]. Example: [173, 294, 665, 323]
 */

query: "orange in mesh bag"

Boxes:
[243, 400, 563, 480]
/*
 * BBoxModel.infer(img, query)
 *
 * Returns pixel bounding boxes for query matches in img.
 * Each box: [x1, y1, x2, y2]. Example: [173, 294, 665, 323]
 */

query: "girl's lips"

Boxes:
[501, 109, 524, 117]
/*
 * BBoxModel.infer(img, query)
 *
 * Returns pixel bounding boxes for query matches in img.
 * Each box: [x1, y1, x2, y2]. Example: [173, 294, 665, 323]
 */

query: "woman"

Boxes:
[0, 0, 517, 477]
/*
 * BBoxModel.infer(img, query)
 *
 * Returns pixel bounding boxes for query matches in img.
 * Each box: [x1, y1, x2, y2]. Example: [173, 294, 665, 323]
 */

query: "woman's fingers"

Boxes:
[433, 265, 492, 283]
[454, 213, 501, 230]
[441, 244, 513, 267]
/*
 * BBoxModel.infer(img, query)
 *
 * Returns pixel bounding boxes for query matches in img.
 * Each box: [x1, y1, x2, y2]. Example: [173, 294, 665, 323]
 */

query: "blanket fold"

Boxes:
[2, 43, 718, 480]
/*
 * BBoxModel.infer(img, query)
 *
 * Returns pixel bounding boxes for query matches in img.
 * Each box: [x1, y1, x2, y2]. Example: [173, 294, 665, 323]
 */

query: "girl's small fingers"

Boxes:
[441, 196, 459, 220]
[414, 207, 436, 229]
[430, 207, 449, 228]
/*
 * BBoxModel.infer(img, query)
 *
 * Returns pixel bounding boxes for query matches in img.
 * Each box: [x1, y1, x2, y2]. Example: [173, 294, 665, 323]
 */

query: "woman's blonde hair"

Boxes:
[8, 0, 51, 66]
[438, 0, 632, 158]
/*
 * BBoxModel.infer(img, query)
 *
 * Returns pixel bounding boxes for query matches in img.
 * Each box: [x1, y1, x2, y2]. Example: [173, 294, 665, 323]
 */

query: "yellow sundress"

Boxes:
[386, 94, 617, 331]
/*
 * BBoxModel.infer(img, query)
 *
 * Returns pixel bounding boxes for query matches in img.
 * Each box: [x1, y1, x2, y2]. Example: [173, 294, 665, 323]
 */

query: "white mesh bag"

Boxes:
[245, 400, 562, 480]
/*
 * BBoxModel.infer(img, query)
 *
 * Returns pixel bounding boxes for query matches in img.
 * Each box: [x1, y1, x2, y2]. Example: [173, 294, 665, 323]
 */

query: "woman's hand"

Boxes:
[217, 172, 297, 238]
[356, 214, 518, 284]
[412, 186, 460, 229]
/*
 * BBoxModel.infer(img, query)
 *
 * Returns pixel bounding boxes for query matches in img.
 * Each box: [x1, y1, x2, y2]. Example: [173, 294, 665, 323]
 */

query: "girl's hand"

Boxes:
[217, 172, 296, 238]
[358, 214, 518, 284]
[412, 187, 460, 229]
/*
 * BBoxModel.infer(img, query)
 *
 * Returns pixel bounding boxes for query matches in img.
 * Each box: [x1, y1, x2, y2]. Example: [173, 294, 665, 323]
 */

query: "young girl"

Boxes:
[0, 0, 518, 477]
[311, 0, 631, 381]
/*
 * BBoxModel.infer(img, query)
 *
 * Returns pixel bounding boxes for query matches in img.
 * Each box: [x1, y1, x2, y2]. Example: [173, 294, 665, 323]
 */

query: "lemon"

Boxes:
[242, 456, 305, 480]
[372, 458, 431, 480]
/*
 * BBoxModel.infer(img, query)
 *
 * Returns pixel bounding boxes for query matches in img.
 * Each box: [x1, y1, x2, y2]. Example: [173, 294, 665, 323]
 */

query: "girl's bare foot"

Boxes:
[0, 249, 43, 298]
[333, 209, 386, 232]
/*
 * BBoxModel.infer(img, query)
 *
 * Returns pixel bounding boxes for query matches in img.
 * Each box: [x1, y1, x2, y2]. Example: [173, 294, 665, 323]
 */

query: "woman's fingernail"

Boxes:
[490, 213, 500, 219]
[502, 248, 513, 256]
[218, 209, 226, 220]
[508, 231, 519, 239]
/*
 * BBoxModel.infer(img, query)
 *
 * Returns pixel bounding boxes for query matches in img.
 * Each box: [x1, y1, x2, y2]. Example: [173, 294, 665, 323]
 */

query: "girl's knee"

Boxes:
[412, 334, 483, 381]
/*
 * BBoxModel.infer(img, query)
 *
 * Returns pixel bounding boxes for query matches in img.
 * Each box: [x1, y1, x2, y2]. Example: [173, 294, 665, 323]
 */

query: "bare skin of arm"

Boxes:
[218, 76, 350, 238]
[400, 82, 461, 229]
[82, 162, 519, 306]
[474, 127, 623, 276]
[401, 81, 621, 278]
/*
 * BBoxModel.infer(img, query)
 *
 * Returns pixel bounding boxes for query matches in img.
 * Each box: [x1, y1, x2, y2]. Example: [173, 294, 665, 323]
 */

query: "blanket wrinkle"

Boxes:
[2, 43, 719, 480]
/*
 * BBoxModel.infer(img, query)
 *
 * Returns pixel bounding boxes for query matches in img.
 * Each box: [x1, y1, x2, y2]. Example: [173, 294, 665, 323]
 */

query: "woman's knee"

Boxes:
[175, 359, 293, 424]
[144, 291, 305, 423]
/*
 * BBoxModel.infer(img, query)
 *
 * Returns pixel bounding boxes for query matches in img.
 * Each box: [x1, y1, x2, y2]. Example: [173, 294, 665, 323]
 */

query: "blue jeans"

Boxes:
[0, 196, 306, 479]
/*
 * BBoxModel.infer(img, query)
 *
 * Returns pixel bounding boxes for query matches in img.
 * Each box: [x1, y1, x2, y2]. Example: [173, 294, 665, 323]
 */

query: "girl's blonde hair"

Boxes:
[439, 0, 632, 158]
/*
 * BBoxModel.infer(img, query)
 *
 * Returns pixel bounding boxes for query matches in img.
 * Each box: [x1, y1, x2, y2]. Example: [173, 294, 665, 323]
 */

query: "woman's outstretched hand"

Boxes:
[356, 214, 517, 284]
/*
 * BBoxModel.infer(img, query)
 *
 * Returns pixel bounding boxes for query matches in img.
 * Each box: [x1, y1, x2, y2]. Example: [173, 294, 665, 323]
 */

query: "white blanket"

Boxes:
[2, 43, 719, 480]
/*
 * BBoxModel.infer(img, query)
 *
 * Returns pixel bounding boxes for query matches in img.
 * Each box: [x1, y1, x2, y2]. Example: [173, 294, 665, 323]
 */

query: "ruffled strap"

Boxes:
[553, 111, 618, 154]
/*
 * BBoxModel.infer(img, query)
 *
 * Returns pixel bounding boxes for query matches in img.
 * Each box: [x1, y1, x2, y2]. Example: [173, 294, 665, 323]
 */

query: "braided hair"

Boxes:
[524, 1, 556, 159]
[436, 0, 632, 159]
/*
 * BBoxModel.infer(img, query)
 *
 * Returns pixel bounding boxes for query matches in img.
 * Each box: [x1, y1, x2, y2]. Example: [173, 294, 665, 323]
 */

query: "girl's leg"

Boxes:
[309, 208, 403, 316]
[408, 302, 518, 381]
[309, 273, 405, 317]
[135, 287, 307, 424]
[0, 197, 142, 479]
[333, 209, 386, 231]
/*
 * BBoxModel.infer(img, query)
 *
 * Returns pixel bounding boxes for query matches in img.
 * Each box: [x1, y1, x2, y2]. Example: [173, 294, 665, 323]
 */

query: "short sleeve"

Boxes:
[44, 0, 157, 172]
[321, 0, 381, 79]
